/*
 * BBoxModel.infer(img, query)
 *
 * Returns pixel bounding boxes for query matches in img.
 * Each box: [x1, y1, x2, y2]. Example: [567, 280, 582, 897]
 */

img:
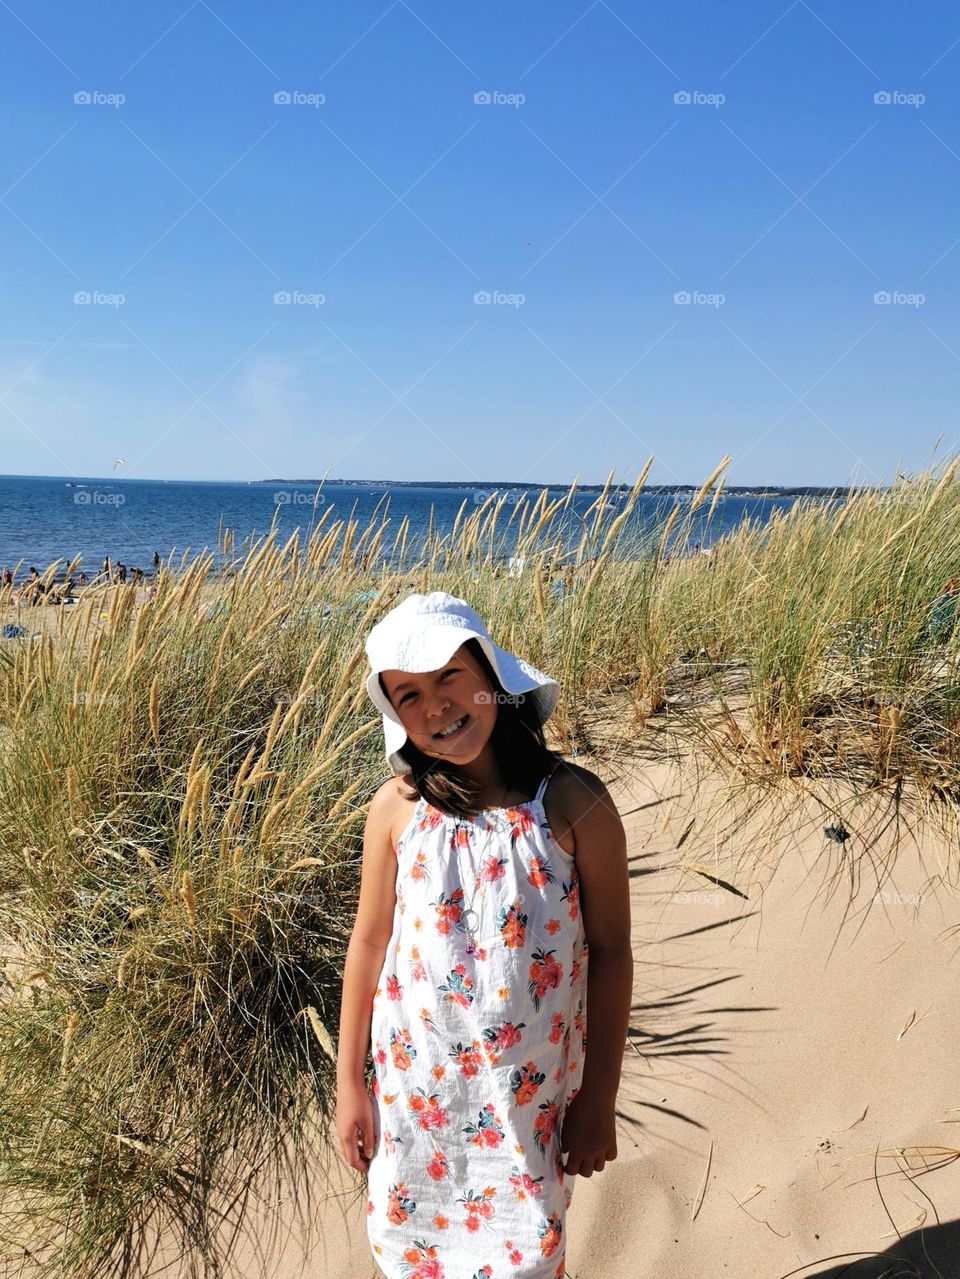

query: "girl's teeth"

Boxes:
[438, 717, 465, 738]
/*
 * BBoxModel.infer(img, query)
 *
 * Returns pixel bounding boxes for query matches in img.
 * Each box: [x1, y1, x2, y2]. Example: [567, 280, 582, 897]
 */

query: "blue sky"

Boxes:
[2, 1, 959, 487]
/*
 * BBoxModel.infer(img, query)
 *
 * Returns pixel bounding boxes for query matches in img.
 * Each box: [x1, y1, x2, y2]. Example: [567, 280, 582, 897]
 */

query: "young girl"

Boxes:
[336, 591, 633, 1279]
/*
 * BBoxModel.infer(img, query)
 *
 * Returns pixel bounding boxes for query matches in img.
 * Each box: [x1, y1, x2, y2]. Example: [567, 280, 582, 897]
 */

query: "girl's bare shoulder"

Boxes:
[367, 772, 421, 848]
[545, 759, 621, 856]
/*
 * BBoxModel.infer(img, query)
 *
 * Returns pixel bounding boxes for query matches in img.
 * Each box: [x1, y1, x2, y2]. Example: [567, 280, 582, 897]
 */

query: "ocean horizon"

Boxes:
[0, 473, 831, 580]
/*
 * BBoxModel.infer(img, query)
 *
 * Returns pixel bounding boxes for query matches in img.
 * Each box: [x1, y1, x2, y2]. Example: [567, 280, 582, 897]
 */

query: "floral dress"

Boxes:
[365, 760, 589, 1279]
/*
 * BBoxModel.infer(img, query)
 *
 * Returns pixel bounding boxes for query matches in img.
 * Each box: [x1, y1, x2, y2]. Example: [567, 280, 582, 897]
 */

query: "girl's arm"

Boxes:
[556, 765, 633, 1177]
[334, 778, 400, 1171]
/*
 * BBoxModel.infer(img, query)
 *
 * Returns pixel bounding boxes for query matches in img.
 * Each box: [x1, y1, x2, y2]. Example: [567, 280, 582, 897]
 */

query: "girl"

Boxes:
[336, 591, 633, 1279]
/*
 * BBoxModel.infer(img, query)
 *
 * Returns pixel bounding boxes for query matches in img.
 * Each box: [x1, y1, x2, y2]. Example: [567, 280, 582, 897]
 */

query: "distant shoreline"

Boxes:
[250, 479, 855, 499]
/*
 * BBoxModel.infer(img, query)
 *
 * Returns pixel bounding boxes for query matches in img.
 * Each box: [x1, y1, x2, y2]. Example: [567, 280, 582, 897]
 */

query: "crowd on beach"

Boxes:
[1, 551, 163, 606]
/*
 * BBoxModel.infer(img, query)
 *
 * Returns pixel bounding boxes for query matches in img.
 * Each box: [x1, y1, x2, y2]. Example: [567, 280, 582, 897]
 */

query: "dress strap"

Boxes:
[534, 757, 561, 805]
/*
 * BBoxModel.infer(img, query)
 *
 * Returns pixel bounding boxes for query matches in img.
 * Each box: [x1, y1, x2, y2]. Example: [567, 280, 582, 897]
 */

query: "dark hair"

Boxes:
[380, 636, 560, 819]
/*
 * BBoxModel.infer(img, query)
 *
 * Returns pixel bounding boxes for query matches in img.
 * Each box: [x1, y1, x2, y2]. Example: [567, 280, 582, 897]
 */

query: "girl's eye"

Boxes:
[398, 668, 459, 706]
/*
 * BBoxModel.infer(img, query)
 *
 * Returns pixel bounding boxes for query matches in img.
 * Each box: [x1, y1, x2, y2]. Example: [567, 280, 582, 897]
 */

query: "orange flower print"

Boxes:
[382, 1127, 400, 1156]
[437, 963, 474, 1007]
[386, 973, 403, 1000]
[471, 1267, 493, 1279]
[374, 1044, 387, 1066]
[544, 917, 561, 935]
[408, 1087, 449, 1132]
[389, 1026, 417, 1071]
[527, 948, 563, 1010]
[449, 1039, 485, 1078]
[498, 900, 527, 948]
[562, 874, 580, 919]
[421, 806, 446, 834]
[479, 852, 507, 882]
[533, 1096, 560, 1156]
[510, 1060, 546, 1105]
[425, 1148, 449, 1181]
[539, 1211, 562, 1257]
[506, 806, 535, 839]
[386, 1181, 416, 1225]
[457, 1185, 496, 1232]
[409, 851, 429, 882]
[504, 1239, 523, 1265]
[409, 946, 427, 982]
[526, 854, 557, 889]
[366, 1196, 374, 1215]
[399, 1238, 445, 1278]
[431, 888, 465, 937]
[480, 1019, 525, 1066]
[433, 1215, 448, 1229]
[508, 1164, 545, 1200]
[548, 1013, 565, 1044]
[419, 1007, 438, 1036]
[462, 1101, 505, 1148]
[450, 823, 471, 854]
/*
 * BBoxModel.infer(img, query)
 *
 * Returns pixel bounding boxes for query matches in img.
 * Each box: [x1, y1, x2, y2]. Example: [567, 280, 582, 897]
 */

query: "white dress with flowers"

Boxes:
[365, 761, 589, 1279]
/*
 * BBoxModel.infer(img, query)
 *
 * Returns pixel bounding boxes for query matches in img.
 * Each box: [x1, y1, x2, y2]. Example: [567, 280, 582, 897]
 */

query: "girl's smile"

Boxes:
[433, 713, 469, 741]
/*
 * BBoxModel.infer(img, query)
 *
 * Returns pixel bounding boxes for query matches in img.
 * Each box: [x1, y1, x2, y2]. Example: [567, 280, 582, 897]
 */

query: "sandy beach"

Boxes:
[2, 522, 959, 1277]
[156, 725, 959, 1279]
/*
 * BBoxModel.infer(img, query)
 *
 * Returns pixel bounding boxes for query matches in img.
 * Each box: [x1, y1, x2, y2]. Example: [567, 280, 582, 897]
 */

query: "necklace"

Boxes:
[460, 781, 510, 958]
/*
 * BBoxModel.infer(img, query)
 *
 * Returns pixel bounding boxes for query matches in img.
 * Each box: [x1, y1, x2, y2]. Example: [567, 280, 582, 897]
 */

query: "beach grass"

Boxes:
[0, 457, 958, 1275]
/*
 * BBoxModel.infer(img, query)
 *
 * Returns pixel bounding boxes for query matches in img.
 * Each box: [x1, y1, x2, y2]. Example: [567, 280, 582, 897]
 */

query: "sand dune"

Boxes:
[209, 752, 960, 1278]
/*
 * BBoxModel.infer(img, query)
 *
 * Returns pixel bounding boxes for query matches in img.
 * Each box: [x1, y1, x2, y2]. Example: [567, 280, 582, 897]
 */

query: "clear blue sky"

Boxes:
[2, 1, 959, 487]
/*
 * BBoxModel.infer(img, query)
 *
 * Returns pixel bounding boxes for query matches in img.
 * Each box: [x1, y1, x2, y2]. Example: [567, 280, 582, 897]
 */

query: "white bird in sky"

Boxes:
[112, 458, 125, 469]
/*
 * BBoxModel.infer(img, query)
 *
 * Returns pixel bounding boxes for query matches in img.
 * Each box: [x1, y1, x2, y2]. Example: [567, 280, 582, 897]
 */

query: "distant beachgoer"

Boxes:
[132, 567, 143, 583]
[77, 572, 87, 586]
[102, 555, 111, 577]
[152, 550, 160, 570]
[1, 568, 10, 587]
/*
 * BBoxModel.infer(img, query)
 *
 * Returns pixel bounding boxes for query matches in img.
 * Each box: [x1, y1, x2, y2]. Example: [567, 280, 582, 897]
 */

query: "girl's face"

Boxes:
[380, 643, 498, 764]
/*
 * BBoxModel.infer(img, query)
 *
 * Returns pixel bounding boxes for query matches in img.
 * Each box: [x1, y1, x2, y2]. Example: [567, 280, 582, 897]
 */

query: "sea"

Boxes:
[0, 474, 832, 582]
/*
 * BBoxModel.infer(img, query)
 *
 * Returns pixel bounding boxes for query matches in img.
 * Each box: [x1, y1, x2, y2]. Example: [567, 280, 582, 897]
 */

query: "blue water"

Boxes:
[0, 474, 816, 581]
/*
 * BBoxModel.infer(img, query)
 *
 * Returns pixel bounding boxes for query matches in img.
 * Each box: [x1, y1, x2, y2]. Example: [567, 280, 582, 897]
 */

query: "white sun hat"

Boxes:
[364, 590, 560, 775]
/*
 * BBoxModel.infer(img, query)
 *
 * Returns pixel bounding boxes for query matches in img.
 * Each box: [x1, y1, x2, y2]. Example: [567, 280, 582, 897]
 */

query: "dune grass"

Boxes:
[0, 458, 958, 1275]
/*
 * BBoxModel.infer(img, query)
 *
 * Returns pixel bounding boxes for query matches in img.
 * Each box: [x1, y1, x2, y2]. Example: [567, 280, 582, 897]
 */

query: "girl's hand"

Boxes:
[335, 1080, 377, 1173]
[559, 1092, 618, 1177]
